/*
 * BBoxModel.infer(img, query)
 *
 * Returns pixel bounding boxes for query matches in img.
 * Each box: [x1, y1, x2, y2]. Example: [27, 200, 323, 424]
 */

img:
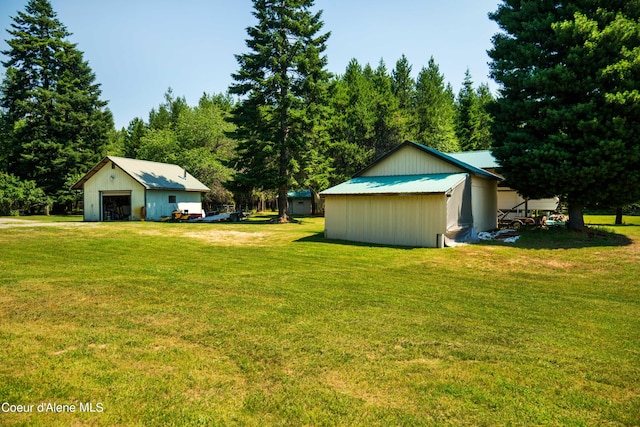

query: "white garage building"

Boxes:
[72, 156, 209, 221]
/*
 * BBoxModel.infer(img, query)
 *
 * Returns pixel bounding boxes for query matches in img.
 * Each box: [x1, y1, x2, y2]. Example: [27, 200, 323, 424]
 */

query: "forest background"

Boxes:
[0, 0, 494, 215]
[4, 0, 638, 222]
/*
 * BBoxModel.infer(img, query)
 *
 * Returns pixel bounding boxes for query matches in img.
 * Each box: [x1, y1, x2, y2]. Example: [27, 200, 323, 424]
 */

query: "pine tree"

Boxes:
[455, 69, 477, 151]
[455, 70, 494, 151]
[412, 57, 459, 152]
[229, 0, 331, 222]
[473, 83, 494, 150]
[326, 59, 375, 185]
[489, 0, 640, 229]
[124, 118, 148, 158]
[392, 54, 414, 111]
[0, 0, 113, 211]
[148, 88, 188, 131]
[371, 60, 403, 156]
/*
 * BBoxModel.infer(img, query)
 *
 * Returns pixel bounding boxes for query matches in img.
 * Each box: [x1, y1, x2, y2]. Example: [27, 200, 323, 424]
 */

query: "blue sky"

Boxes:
[1, 0, 501, 129]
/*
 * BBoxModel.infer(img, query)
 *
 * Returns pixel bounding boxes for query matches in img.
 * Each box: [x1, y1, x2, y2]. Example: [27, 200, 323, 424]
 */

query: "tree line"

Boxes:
[0, 0, 493, 215]
[1, 0, 638, 228]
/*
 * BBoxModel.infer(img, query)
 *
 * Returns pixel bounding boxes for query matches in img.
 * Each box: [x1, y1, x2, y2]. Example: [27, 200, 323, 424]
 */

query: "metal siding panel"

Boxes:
[288, 199, 312, 215]
[361, 145, 463, 177]
[83, 186, 99, 221]
[145, 190, 203, 220]
[472, 177, 498, 231]
[327, 195, 446, 247]
[131, 190, 145, 220]
[324, 196, 347, 240]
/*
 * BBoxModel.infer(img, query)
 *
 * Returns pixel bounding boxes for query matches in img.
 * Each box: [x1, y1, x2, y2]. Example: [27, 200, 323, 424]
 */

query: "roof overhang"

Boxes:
[71, 157, 111, 190]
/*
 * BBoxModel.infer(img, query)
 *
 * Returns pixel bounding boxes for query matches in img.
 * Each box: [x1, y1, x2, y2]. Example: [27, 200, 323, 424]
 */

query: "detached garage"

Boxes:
[72, 156, 209, 221]
[320, 141, 502, 247]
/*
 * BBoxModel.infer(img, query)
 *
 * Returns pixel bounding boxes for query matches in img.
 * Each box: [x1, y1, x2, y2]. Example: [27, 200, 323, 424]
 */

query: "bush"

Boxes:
[0, 172, 50, 216]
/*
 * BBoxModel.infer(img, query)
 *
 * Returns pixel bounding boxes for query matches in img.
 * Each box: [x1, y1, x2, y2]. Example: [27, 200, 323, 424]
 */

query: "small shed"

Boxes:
[320, 141, 502, 247]
[287, 189, 313, 215]
[72, 156, 210, 221]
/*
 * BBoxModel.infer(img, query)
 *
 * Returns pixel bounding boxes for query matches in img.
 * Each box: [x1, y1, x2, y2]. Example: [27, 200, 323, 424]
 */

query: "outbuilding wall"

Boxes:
[145, 190, 203, 220]
[361, 145, 461, 176]
[359, 144, 499, 233]
[324, 194, 447, 247]
[471, 177, 498, 231]
[82, 161, 145, 221]
[288, 198, 312, 215]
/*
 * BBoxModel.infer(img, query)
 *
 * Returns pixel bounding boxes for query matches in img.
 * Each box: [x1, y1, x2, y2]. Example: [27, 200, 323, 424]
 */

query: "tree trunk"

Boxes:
[566, 202, 585, 230]
[310, 188, 317, 215]
[277, 184, 288, 222]
[277, 62, 289, 223]
[615, 207, 623, 225]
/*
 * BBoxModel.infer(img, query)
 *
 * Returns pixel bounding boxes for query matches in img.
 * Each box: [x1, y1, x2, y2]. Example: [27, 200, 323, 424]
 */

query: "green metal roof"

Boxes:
[287, 189, 312, 198]
[320, 173, 468, 196]
[446, 150, 499, 169]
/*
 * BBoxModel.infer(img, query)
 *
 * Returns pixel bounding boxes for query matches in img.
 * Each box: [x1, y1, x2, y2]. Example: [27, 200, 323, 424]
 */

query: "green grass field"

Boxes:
[1, 215, 639, 426]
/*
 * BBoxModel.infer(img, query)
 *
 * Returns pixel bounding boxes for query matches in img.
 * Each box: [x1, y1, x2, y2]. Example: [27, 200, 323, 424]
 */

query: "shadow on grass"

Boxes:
[295, 232, 417, 250]
[497, 225, 634, 250]
[297, 227, 634, 251]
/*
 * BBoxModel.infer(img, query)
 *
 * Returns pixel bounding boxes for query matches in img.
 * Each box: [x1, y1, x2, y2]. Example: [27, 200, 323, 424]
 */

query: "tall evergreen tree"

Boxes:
[391, 55, 414, 144]
[0, 0, 113, 210]
[326, 60, 375, 184]
[412, 57, 459, 152]
[371, 60, 403, 156]
[474, 83, 494, 150]
[229, 0, 331, 222]
[392, 54, 414, 111]
[123, 117, 148, 158]
[455, 70, 494, 151]
[148, 88, 189, 131]
[455, 69, 477, 151]
[489, 0, 640, 229]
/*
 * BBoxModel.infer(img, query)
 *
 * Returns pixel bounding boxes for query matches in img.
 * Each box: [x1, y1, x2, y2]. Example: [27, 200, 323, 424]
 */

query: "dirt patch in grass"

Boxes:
[134, 227, 270, 245]
[503, 256, 576, 271]
[183, 230, 269, 245]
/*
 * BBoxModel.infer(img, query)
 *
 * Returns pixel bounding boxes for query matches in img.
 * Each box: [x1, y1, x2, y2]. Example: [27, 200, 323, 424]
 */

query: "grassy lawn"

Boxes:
[1, 215, 638, 426]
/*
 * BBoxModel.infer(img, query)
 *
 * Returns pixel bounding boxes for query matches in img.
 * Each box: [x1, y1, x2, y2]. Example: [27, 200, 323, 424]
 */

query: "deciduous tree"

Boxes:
[136, 92, 237, 207]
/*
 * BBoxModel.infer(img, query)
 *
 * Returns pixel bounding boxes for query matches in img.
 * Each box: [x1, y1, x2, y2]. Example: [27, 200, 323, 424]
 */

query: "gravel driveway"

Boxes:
[0, 218, 97, 229]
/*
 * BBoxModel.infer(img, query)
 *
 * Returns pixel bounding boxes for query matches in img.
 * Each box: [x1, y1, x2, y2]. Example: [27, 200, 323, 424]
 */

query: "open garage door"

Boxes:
[101, 191, 132, 221]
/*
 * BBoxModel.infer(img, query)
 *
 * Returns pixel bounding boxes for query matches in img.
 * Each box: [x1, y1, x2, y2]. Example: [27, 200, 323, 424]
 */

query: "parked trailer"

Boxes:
[498, 200, 559, 228]
[189, 211, 251, 223]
